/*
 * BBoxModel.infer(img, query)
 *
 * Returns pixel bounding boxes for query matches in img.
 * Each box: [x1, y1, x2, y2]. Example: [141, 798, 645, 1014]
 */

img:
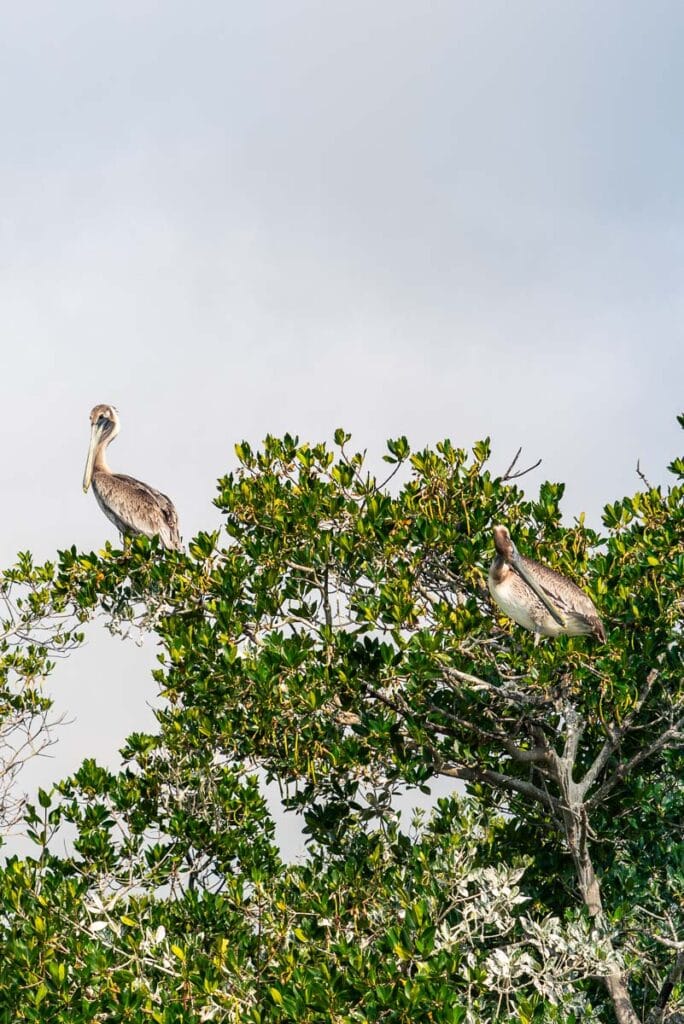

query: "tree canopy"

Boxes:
[0, 423, 682, 1023]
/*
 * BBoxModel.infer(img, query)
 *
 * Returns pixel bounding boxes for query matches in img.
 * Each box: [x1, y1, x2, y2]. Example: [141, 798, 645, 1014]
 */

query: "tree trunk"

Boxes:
[559, 778, 640, 1024]
[603, 972, 642, 1024]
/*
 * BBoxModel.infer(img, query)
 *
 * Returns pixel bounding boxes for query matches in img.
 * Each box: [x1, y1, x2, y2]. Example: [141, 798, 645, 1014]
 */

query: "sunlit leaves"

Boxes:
[0, 423, 683, 1020]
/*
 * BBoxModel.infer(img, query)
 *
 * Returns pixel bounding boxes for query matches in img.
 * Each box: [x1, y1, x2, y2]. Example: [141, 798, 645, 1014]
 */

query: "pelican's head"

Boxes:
[492, 524, 565, 627]
[83, 404, 120, 492]
[492, 525, 516, 563]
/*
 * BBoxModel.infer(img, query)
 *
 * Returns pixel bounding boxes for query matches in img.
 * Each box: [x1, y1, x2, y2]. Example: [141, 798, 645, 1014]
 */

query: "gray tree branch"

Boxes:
[646, 950, 684, 1024]
[587, 714, 684, 808]
[579, 669, 659, 799]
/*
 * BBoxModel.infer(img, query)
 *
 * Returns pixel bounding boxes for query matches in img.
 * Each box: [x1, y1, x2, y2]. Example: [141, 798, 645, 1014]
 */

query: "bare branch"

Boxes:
[580, 670, 660, 800]
[501, 447, 542, 481]
[646, 950, 684, 1024]
[441, 666, 555, 711]
[636, 459, 654, 490]
[359, 680, 561, 813]
[651, 936, 684, 952]
[436, 761, 561, 813]
[587, 714, 684, 808]
[502, 741, 553, 765]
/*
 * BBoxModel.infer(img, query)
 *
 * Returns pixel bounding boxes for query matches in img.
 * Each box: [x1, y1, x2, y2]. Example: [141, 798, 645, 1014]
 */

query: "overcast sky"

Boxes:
[2, 1, 683, 857]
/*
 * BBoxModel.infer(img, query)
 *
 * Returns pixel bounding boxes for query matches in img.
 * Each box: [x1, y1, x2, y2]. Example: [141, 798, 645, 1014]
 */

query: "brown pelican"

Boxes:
[488, 525, 605, 641]
[83, 404, 181, 550]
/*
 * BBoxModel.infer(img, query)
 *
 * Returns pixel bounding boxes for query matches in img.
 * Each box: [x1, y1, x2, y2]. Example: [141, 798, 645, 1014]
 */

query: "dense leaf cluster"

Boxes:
[0, 425, 682, 1022]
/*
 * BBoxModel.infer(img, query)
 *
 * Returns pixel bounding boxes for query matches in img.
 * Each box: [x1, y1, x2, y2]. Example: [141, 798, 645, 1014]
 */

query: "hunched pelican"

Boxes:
[83, 404, 181, 550]
[488, 525, 605, 641]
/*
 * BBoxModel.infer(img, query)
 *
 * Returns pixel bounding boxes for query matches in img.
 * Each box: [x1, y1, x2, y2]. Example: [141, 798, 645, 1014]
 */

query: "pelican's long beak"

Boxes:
[82, 422, 103, 493]
[509, 551, 566, 627]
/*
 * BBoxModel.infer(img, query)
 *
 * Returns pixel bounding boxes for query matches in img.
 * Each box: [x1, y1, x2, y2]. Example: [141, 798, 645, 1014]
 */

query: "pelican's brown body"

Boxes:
[83, 404, 181, 550]
[488, 525, 605, 641]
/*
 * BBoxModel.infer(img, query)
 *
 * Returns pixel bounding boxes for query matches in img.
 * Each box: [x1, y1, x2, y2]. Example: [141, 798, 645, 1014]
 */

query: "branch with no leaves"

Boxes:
[441, 666, 556, 711]
[501, 447, 542, 482]
[359, 681, 561, 812]
[587, 712, 684, 809]
[436, 760, 561, 813]
[580, 670, 660, 800]
[646, 950, 684, 1024]
[636, 460, 654, 490]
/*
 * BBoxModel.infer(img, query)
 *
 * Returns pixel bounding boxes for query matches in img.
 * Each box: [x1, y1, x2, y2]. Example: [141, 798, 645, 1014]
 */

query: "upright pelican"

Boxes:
[83, 404, 181, 550]
[488, 525, 605, 641]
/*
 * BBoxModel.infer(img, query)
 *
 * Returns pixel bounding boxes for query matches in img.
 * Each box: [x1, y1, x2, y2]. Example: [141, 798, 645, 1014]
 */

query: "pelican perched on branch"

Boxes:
[83, 404, 181, 550]
[488, 525, 605, 642]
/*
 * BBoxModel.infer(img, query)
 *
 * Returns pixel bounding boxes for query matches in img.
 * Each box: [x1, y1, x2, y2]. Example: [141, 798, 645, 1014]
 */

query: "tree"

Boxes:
[0, 423, 682, 1022]
[0, 553, 80, 832]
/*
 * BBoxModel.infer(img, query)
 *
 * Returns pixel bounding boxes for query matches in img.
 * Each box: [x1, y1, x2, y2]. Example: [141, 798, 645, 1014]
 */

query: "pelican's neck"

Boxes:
[489, 552, 510, 585]
[93, 432, 116, 475]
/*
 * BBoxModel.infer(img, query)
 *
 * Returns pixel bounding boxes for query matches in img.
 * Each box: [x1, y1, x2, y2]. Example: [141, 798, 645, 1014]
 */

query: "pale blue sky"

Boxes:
[2, 1, 683, 855]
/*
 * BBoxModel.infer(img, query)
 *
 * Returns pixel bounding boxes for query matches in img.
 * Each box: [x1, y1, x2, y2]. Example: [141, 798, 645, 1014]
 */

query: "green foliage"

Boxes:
[0, 423, 682, 1021]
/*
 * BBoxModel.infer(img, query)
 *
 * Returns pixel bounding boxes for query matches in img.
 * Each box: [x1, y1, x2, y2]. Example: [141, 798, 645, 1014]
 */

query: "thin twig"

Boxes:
[501, 448, 543, 482]
[636, 460, 653, 490]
